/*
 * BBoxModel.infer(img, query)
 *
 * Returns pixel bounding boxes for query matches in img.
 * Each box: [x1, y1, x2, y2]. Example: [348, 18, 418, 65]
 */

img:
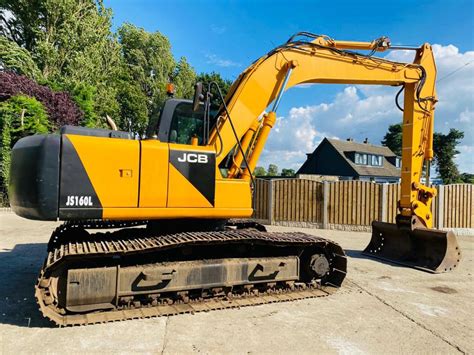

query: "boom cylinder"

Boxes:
[325, 38, 390, 52]
[240, 61, 295, 180]
[242, 112, 276, 181]
[228, 119, 260, 178]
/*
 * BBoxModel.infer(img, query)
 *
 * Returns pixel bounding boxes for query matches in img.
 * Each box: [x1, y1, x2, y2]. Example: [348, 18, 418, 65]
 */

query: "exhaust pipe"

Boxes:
[363, 218, 461, 273]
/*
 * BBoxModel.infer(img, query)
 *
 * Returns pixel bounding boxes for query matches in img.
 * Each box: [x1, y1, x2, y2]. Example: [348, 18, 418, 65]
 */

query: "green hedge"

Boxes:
[0, 95, 49, 205]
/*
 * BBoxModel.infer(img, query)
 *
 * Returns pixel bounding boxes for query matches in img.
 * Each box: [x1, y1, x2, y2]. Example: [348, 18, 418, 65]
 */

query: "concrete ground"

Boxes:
[0, 212, 472, 355]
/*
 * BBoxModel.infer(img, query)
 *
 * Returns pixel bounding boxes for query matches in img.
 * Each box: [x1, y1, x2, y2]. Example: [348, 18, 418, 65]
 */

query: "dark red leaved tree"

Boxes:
[0, 71, 83, 127]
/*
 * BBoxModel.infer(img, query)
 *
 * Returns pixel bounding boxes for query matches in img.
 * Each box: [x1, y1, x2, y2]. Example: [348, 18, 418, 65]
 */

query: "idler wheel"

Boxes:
[310, 254, 330, 278]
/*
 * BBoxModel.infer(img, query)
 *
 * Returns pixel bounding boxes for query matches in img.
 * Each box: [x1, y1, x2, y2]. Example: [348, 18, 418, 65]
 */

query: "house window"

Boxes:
[395, 157, 401, 168]
[369, 154, 383, 166]
[355, 153, 367, 165]
[355, 153, 360, 164]
[355, 153, 383, 166]
[371, 155, 377, 166]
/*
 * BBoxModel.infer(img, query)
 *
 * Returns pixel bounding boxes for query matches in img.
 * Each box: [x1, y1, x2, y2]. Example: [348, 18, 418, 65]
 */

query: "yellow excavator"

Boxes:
[9, 32, 460, 326]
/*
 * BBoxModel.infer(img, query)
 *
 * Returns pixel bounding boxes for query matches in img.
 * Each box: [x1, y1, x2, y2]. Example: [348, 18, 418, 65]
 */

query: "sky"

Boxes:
[105, 0, 474, 173]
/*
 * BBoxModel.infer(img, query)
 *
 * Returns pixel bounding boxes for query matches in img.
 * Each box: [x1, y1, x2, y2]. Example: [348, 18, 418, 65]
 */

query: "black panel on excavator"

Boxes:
[58, 136, 103, 220]
[9, 134, 60, 220]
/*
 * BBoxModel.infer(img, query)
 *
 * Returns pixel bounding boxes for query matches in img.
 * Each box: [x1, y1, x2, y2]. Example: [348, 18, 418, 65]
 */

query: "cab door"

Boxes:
[165, 101, 216, 208]
[167, 144, 216, 208]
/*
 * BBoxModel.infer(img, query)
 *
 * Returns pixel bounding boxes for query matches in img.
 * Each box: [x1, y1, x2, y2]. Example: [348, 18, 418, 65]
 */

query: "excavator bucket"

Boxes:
[363, 221, 461, 273]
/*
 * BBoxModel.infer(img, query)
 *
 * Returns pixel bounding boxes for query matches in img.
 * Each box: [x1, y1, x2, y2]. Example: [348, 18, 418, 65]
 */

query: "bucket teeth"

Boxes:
[363, 221, 461, 273]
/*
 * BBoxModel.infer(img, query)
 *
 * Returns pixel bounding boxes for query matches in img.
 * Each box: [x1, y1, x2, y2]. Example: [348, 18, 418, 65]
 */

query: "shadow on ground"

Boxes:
[344, 248, 406, 269]
[0, 243, 53, 328]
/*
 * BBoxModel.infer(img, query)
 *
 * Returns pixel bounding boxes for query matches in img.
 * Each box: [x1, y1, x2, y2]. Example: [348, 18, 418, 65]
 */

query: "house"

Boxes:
[297, 138, 401, 183]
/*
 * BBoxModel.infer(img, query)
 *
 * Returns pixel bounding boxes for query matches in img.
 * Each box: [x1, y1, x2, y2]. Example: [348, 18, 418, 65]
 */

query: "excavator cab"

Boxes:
[146, 98, 218, 145]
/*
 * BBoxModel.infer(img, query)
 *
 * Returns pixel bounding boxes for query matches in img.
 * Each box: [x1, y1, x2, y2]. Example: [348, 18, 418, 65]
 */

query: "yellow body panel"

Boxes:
[102, 207, 252, 220]
[167, 164, 212, 208]
[167, 143, 216, 208]
[66, 135, 252, 219]
[139, 140, 168, 207]
[99, 178, 252, 218]
[214, 179, 251, 209]
[68, 134, 139, 208]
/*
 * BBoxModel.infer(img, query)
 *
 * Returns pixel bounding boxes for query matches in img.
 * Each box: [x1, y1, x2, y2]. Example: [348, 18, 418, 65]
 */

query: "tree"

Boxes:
[70, 83, 97, 127]
[1, 0, 233, 135]
[0, 36, 42, 80]
[1, 94, 49, 143]
[459, 173, 474, 184]
[254, 166, 267, 176]
[173, 57, 196, 99]
[116, 73, 149, 134]
[0, 0, 45, 51]
[2, 0, 123, 122]
[281, 168, 295, 177]
[36, 0, 122, 120]
[0, 95, 49, 201]
[0, 71, 82, 128]
[381, 123, 402, 156]
[433, 129, 464, 184]
[267, 164, 279, 176]
[118, 23, 176, 121]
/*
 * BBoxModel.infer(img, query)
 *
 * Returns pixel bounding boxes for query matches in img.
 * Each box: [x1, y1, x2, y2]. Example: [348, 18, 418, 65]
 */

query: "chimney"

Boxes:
[364, 138, 369, 144]
[346, 138, 353, 142]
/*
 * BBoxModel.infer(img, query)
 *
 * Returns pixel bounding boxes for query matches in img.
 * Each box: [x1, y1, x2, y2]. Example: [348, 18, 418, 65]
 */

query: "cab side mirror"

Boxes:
[192, 82, 204, 112]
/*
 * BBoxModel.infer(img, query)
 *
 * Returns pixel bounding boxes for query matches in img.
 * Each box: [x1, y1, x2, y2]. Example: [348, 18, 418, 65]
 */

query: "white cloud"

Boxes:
[456, 109, 473, 123]
[260, 85, 399, 170]
[205, 54, 241, 68]
[259, 44, 474, 173]
[294, 83, 316, 89]
[210, 24, 226, 35]
[456, 145, 474, 173]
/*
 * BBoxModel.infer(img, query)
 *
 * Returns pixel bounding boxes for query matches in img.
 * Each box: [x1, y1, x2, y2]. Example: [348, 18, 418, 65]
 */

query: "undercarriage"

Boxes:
[36, 220, 347, 326]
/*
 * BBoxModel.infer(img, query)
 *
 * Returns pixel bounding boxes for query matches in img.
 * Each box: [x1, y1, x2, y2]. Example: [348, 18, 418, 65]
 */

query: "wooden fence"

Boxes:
[253, 179, 271, 220]
[328, 181, 380, 226]
[253, 179, 474, 229]
[272, 179, 324, 223]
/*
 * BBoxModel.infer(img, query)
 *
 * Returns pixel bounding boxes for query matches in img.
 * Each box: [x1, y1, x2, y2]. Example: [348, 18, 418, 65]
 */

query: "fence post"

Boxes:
[437, 185, 444, 229]
[380, 184, 388, 222]
[323, 181, 329, 229]
[267, 179, 274, 225]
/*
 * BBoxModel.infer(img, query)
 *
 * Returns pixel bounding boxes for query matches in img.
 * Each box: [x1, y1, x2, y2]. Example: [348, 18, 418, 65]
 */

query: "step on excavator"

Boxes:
[9, 32, 461, 326]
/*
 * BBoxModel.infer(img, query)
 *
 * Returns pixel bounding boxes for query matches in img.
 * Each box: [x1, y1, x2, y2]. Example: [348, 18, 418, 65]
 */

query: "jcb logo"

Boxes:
[177, 153, 208, 164]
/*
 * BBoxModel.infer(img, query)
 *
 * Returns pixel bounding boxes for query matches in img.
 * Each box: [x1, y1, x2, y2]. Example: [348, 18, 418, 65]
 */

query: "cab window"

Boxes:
[168, 102, 217, 145]
[169, 103, 204, 144]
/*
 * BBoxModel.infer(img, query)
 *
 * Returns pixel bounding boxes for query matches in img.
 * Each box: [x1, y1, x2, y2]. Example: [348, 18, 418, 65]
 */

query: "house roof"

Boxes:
[326, 138, 400, 178]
